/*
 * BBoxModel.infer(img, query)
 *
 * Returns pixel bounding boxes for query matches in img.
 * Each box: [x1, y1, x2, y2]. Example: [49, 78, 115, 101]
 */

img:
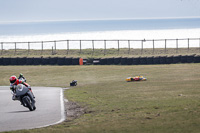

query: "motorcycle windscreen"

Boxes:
[15, 84, 29, 96]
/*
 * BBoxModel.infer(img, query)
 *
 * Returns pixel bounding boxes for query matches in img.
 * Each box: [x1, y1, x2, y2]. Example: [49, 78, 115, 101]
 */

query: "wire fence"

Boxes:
[1, 38, 200, 55]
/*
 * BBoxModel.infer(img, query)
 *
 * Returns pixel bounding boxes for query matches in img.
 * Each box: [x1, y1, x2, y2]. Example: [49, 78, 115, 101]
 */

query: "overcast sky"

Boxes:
[0, 0, 200, 22]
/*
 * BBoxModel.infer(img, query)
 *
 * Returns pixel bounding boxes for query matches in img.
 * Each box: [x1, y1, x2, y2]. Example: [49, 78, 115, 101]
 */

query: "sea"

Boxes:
[0, 18, 200, 49]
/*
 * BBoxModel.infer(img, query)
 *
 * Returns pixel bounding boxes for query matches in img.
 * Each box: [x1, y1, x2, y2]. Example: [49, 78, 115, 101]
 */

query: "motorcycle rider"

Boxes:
[18, 73, 26, 82]
[9, 75, 35, 100]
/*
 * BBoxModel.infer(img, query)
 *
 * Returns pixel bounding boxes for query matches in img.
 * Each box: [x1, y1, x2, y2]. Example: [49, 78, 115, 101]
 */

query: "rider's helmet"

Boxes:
[9, 75, 17, 84]
[19, 73, 23, 77]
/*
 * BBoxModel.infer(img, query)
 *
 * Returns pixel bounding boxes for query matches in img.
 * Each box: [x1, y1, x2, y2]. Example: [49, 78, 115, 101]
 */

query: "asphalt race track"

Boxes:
[0, 86, 65, 132]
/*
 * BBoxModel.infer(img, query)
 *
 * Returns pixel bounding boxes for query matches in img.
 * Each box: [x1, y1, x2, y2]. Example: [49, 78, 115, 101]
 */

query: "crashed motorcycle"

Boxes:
[12, 84, 36, 111]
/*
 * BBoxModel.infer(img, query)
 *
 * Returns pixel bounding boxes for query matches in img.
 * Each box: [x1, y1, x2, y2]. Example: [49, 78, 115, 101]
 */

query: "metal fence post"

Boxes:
[92, 40, 94, 52]
[80, 40, 82, 54]
[1, 42, 3, 55]
[176, 39, 178, 54]
[188, 38, 190, 52]
[165, 39, 167, 54]
[118, 40, 120, 55]
[153, 40, 154, 54]
[15, 42, 16, 55]
[128, 40, 130, 54]
[67, 40, 69, 55]
[141, 40, 143, 54]
[199, 38, 200, 53]
[104, 40, 106, 55]
[41, 41, 43, 55]
[54, 41, 56, 51]
[28, 42, 30, 55]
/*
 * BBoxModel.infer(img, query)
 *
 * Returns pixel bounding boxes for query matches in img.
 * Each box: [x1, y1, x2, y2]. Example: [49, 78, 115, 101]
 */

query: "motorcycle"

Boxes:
[12, 84, 36, 111]
[18, 77, 26, 82]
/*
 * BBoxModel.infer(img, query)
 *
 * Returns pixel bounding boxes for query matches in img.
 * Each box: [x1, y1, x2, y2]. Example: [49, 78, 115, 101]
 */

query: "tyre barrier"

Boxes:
[83, 59, 88, 65]
[159, 56, 166, 64]
[127, 57, 133, 65]
[18, 57, 27, 65]
[57, 57, 66, 65]
[86, 58, 94, 65]
[65, 57, 73, 65]
[166, 56, 173, 64]
[0, 57, 3, 65]
[107, 57, 114, 65]
[33, 57, 42, 65]
[173, 55, 181, 64]
[153, 56, 160, 64]
[121, 57, 127, 65]
[49, 57, 58, 65]
[10, 57, 19, 65]
[146, 56, 153, 65]
[187, 55, 194, 63]
[114, 57, 121, 65]
[140, 57, 147, 65]
[26, 57, 34, 65]
[0, 55, 199, 65]
[3, 57, 11, 65]
[133, 57, 140, 65]
[72, 58, 80, 65]
[41, 57, 50, 65]
[181, 55, 188, 63]
[93, 58, 100, 65]
[194, 55, 200, 63]
[100, 58, 107, 65]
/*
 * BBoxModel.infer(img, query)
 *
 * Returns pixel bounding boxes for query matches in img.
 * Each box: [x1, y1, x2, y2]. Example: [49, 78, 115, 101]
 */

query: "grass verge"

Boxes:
[0, 64, 200, 133]
[1, 48, 200, 58]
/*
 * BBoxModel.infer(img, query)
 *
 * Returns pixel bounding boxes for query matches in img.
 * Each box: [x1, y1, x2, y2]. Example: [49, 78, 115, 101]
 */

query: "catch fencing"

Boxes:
[1, 38, 200, 55]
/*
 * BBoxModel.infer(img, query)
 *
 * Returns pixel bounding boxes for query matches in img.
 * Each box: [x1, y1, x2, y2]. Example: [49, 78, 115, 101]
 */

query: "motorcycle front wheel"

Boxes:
[23, 96, 34, 111]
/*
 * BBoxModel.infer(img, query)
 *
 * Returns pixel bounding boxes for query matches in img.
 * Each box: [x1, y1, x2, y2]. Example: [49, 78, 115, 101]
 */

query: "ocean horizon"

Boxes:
[0, 18, 200, 49]
[1, 18, 200, 36]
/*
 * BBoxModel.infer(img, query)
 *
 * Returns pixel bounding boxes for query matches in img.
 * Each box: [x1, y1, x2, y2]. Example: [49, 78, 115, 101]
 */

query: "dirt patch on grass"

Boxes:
[64, 100, 86, 122]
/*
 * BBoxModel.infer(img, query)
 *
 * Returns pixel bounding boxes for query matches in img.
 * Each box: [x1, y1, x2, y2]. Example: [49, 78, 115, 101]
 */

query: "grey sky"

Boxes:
[0, 0, 200, 22]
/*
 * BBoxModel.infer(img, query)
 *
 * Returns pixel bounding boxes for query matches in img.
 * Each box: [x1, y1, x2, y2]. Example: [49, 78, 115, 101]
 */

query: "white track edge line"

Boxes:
[0, 86, 66, 131]
[35, 88, 66, 129]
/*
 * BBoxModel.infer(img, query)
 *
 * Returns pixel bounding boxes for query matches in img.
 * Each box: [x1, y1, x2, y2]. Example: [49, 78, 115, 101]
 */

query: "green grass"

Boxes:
[1, 64, 200, 133]
[1, 47, 200, 58]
